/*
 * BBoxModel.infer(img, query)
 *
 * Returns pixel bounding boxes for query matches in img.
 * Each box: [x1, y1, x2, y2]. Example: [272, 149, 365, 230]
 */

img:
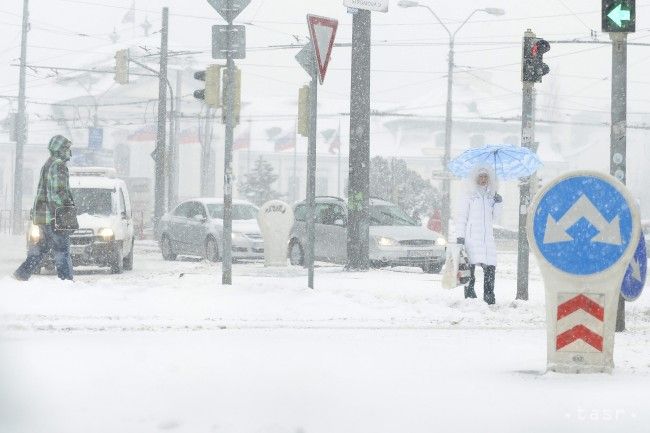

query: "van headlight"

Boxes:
[97, 228, 115, 241]
[436, 237, 447, 246]
[376, 236, 398, 247]
[28, 224, 42, 244]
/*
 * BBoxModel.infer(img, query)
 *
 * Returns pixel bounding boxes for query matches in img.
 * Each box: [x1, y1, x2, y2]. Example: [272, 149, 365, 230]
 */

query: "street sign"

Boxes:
[88, 127, 103, 150]
[343, 0, 389, 13]
[207, 0, 251, 23]
[295, 42, 316, 78]
[621, 231, 647, 301]
[531, 175, 634, 275]
[528, 171, 641, 373]
[602, 0, 635, 33]
[212, 25, 246, 59]
[307, 15, 338, 85]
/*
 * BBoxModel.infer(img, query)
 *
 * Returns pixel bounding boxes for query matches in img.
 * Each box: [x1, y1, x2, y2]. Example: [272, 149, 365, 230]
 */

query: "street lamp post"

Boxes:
[398, 1, 504, 239]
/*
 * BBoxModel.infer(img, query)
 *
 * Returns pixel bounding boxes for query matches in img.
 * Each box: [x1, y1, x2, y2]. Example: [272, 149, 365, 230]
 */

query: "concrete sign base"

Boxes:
[528, 171, 640, 373]
[258, 200, 294, 267]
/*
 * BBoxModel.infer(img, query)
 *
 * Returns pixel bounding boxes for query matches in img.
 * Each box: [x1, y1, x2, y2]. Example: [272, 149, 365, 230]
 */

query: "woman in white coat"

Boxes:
[454, 166, 503, 304]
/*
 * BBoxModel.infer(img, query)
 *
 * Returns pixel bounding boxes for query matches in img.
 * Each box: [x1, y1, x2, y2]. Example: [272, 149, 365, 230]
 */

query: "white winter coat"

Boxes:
[454, 168, 503, 266]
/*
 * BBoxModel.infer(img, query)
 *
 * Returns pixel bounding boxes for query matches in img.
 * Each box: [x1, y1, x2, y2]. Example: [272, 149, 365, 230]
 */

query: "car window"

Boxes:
[119, 189, 127, 216]
[315, 203, 332, 225]
[294, 204, 306, 222]
[206, 204, 258, 220]
[319, 204, 346, 226]
[72, 188, 113, 216]
[173, 202, 191, 218]
[188, 202, 207, 219]
[370, 204, 418, 226]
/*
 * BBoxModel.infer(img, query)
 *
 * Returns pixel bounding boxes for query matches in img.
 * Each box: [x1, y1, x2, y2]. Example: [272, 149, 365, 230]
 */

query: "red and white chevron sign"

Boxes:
[556, 294, 605, 352]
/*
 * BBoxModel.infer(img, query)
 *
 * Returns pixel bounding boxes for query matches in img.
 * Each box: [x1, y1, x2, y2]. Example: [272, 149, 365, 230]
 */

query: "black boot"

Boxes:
[483, 265, 496, 305]
[465, 265, 477, 298]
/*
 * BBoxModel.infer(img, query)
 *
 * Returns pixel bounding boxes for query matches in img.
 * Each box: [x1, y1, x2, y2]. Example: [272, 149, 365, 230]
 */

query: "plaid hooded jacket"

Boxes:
[32, 135, 75, 225]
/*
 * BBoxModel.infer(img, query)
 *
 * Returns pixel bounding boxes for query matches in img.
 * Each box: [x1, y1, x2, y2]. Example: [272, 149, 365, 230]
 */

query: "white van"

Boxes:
[27, 167, 136, 274]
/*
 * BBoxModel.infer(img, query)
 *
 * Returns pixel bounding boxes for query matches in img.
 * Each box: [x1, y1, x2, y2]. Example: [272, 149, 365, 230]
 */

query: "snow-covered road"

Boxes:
[1, 236, 650, 433]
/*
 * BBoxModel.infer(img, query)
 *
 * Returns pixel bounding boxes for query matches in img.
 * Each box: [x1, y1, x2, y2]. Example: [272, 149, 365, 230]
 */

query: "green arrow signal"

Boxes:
[608, 4, 631, 28]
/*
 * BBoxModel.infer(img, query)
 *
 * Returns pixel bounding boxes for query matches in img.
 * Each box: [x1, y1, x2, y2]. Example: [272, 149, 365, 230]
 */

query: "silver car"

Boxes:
[158, 198, 264, 262]
[289, 197, 447, 273]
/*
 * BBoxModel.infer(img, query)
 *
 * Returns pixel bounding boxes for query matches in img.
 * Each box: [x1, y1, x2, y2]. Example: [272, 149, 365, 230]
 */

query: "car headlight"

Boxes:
[232, 232, 246, 242]
[28, 224, 42, 244]
[376, 236, 398, 247]
[97, 228, 115, 241]
[436, 237, 447, 246]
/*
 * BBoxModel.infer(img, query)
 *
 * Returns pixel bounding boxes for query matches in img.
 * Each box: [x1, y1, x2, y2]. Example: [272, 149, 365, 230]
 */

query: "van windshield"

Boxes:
[72, 188, 113, 216]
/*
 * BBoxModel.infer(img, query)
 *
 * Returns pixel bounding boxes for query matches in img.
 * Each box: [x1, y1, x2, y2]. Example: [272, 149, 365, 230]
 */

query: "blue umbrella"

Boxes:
[448, 144, 542, 180]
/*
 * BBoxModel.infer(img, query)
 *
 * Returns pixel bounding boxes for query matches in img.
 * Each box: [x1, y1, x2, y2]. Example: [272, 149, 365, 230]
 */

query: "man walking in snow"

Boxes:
[453, 166, 503, 304]
[14, 135, 75, 281]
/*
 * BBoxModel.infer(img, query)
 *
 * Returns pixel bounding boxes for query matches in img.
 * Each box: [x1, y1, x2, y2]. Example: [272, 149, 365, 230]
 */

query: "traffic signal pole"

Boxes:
[610, 31, 628, 332]
[12, 0, 29, 235]
[153, 7, 169, 234]
[306, 73, 318, 289]
[516, 80, 535, 301]
[346, 9, 371, 271]
[222, 29, 236, 285]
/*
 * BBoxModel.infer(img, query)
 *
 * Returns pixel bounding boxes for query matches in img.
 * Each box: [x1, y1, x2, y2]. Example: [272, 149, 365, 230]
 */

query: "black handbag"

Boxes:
[54, 206, 79, 232]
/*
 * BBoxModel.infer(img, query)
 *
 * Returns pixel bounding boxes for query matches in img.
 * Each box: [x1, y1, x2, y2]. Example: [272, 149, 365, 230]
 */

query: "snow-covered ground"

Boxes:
[1, 235, 650, 433]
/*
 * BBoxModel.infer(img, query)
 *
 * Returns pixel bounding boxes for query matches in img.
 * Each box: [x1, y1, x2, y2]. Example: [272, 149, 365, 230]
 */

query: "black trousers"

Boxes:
[465, 264, 496, 305]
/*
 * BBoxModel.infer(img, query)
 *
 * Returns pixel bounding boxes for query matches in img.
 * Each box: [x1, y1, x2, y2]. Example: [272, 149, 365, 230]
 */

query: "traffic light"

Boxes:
[193, 65, 222, 108]
[522, 36, 550, 83]
[114, 49, 129, 84]
[221, 67, 242, 125]
[297, 85, 309, 137]
[602, 0, 635, 33]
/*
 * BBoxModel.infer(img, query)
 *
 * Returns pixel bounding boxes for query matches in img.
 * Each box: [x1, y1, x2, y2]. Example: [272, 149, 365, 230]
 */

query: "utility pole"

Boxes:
[306, 68, 318, 288]
[168, 70, 182, 208]
[12, 0, 29, 235]
[200, 107, 215, 196]
[222, 21, 236, 285]
[611, 32, 628, 332]
[153, 7, 169, 233]
[347, 8, 371, 271]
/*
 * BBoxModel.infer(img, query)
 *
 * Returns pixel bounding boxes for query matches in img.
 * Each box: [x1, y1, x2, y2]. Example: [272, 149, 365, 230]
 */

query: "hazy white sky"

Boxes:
[1, 0, 650, 123]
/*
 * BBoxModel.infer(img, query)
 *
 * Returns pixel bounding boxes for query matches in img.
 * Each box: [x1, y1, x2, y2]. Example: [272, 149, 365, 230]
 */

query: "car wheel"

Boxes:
[123, 239, 134, 271]
[288, 239, 304, 266]
[370, 260, 385, 269]
[205, 237, 220, 262]
[422, 262, 443, 274]
[161, 235, 177, 261]
[110, 247, 124, 274]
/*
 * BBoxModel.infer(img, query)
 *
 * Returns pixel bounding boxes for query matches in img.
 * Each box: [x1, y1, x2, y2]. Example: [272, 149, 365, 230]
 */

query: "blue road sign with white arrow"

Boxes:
[532, 175, 634, 275]
[621, 231, 646, 301]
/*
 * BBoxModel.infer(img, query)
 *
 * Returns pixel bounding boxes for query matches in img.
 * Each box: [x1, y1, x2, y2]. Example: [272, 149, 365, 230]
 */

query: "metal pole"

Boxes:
[610, 32, 627, 332]
[168, 70, 181, 208]
[222, 15, 236, 285]
[306, 74, 318, 288]
[153, 7, 168, 233]
[516, 79, 535, 301]
[12, 0, 29, 235]
[440, 38, 454, 239]
[346, 9, 371, 271]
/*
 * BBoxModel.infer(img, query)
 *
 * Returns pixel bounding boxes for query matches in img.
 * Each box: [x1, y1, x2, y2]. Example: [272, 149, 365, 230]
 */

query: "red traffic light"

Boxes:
[532, 39, 550, 57]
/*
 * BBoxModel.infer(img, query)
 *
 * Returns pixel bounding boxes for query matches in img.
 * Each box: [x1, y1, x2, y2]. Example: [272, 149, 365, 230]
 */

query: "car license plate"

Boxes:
[407, 249, 434, 258]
